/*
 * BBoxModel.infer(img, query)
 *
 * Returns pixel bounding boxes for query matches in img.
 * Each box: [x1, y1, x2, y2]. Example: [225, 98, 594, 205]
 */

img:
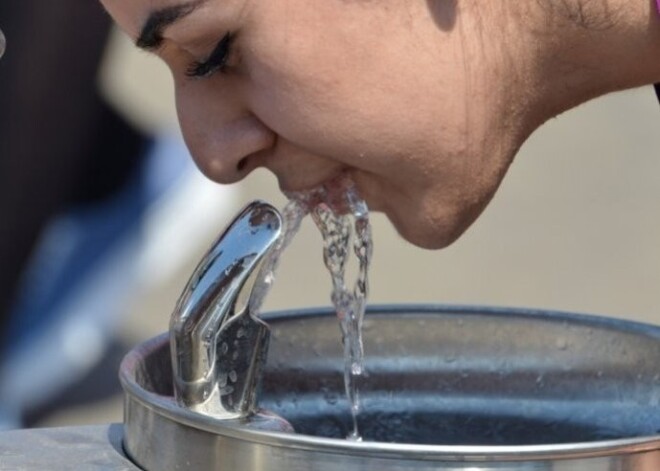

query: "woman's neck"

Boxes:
[497, 0, 660, 129]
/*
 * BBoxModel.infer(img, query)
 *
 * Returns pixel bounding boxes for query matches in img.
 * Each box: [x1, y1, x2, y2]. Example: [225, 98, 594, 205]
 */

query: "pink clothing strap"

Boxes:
[656, 0, 660, 105]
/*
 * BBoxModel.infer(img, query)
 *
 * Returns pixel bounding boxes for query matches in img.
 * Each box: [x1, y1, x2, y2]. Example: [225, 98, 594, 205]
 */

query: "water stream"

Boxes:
[288, 175, 373, 441]
[250, 175, 373, 440]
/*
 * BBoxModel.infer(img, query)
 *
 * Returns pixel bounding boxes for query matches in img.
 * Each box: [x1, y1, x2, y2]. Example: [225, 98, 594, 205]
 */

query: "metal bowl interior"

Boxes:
[121, 305, 660, 458]
[260, 305, 660, 446]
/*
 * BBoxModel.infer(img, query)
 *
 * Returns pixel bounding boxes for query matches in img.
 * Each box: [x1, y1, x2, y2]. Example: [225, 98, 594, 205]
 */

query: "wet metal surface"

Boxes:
[121, 305, 660, 470]
[170, 201, 282, 419]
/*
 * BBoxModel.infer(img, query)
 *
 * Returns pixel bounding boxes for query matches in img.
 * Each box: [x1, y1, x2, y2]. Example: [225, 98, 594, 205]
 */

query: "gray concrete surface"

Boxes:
[34, 30, 660, 428]
[0, 425, 134, 470]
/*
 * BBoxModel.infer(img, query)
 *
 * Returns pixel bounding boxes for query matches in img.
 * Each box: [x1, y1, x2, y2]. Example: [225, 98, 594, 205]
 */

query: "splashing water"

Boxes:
[249, 199, 308, 315]
[248, 175, 373, 441]
[288, 175, 373, 441]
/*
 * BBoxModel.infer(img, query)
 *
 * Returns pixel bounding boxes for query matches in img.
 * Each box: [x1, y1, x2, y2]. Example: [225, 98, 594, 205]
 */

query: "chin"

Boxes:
[397, 225, 460, 250]
[388, 205, 477, 251]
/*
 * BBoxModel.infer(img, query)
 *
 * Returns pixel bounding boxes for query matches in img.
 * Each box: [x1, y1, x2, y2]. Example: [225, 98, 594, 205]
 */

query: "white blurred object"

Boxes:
[137, 133, 241, 287]
[0, 132, 241, 426]
[0, 27, 6, 59]
[0, 233, 140, 425]
[99, 27, 177, 132]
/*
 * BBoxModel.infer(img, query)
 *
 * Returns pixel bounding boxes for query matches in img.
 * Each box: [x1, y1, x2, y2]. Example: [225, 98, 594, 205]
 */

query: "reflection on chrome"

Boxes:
[0, 27, 5, 60]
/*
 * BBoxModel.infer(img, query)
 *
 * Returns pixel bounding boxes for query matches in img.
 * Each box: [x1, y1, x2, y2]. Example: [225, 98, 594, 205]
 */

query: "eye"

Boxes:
[186, 32, 234, 78]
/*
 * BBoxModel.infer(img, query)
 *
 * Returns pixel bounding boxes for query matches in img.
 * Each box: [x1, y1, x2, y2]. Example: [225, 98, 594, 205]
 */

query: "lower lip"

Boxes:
[283, 171, 358, 215]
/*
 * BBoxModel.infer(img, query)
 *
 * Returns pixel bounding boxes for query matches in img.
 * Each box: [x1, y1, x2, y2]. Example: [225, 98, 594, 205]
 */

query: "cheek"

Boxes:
[246, 51, 446, 183]
[244, 4, 445, 165]
[244, 12, 469, 187]
[241, 1, 493, 248]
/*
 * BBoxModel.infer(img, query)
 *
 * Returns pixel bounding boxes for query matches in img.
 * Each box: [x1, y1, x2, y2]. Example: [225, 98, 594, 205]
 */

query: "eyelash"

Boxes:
[186, 33, 234, 78]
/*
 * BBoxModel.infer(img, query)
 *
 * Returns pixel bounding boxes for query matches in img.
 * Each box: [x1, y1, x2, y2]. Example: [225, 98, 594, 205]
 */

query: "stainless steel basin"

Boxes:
[120, 304, 660, 470]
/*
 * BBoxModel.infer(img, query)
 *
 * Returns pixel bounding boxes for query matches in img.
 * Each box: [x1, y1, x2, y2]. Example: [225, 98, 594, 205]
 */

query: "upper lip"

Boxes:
[277, 167, 351, 194]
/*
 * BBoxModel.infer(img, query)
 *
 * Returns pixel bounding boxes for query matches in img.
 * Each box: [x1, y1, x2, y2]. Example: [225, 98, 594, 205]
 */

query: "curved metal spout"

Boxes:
[170, 201, 282, 419]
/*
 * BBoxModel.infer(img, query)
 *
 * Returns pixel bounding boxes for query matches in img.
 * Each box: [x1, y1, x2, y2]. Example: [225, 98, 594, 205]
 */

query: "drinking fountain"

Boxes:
[2, 201, 660, 470]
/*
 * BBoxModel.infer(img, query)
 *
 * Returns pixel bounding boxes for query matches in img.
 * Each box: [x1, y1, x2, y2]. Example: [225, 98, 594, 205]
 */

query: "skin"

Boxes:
[100, 0, 660, 249]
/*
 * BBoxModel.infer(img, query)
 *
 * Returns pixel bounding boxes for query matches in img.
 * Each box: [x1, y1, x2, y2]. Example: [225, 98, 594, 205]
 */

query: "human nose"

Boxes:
[176, 82, 276, 185]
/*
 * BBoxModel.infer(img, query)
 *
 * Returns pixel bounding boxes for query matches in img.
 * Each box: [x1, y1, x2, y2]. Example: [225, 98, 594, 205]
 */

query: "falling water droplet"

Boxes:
[347, 431, 363, 442]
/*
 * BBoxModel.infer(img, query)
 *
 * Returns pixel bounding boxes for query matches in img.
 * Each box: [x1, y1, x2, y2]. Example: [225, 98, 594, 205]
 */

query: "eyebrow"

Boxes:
[136, 0, 207, 50]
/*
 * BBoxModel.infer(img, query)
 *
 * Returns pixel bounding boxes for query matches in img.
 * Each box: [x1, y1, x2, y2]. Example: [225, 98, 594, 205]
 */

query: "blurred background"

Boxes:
[1, 4, 659, 429]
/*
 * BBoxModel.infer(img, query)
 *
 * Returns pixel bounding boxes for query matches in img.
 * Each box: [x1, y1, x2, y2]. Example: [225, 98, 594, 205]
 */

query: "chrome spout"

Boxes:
[170, 201, 282, 419]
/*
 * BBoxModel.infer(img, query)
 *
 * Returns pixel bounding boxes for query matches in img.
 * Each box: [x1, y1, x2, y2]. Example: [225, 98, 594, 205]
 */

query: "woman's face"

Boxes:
[100, 0, 522, 248]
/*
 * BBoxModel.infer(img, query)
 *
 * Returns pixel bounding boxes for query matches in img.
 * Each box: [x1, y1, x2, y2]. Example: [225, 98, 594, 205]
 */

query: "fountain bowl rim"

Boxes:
[119, 303, 660, 462]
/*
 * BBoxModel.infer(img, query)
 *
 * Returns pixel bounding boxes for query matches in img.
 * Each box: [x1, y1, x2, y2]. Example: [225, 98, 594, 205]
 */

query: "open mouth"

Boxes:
[282, 170, 364, 216]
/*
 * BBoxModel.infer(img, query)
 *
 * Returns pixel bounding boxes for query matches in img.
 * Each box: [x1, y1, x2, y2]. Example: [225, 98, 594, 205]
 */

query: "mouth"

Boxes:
[281, 169, 366, 216]
[276, 164, 350, 193]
